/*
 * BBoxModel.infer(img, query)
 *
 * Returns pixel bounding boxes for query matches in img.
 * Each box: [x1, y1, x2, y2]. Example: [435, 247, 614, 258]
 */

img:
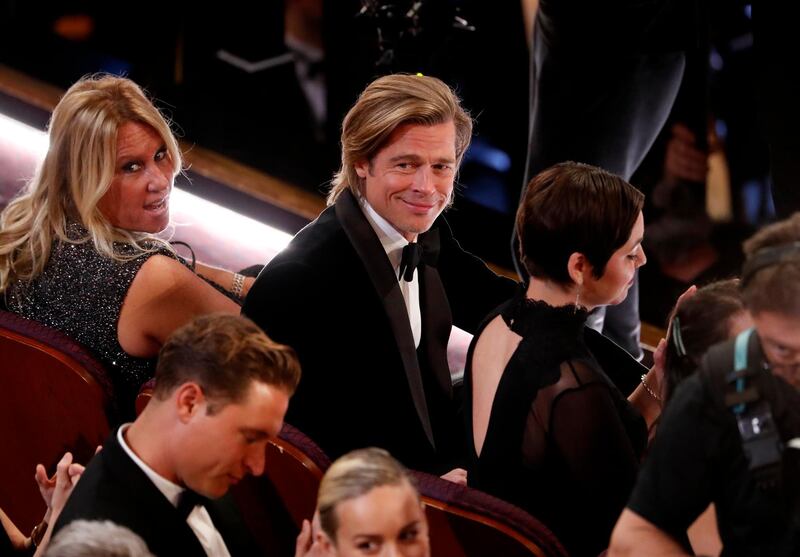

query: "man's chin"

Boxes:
[191, 481, 229, 500]
[204, 486, 229, 500]
[403, 217, 440, 236]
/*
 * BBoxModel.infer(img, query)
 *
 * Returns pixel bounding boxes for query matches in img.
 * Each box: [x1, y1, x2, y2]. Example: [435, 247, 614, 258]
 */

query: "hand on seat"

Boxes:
[440, 467, 468, 485]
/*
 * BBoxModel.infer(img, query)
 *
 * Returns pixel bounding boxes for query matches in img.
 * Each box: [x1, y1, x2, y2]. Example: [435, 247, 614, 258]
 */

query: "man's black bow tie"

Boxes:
[177, 489, 210, 521]
[399, 231, 440, 282]
[399, 243, 423, 282]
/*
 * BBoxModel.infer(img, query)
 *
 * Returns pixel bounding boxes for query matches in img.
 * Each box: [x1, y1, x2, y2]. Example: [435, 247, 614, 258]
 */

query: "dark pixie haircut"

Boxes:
[741, 213, 800, 317]
[153, 314, 301, 413]
[516, 161, 644, 284]
[663, 279, 747, 402]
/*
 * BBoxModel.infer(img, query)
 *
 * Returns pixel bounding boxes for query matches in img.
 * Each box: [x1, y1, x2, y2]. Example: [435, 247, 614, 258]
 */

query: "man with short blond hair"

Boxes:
[53, 314, 301, 557]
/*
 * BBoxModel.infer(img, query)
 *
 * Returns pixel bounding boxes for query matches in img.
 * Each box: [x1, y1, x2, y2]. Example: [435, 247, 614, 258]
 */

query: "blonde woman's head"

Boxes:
[316, 448, 429, 557]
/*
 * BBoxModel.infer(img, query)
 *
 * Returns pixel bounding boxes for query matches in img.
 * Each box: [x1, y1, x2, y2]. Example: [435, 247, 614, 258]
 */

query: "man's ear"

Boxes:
[174, 382, 205, 423]
[566, 252, 590, 286]
[354, 159, 370, 179]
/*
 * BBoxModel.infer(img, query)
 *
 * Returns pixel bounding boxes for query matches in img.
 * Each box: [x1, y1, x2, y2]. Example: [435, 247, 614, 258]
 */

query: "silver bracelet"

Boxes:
[640, 373, 663, 403]
[231, 273, 245, 299]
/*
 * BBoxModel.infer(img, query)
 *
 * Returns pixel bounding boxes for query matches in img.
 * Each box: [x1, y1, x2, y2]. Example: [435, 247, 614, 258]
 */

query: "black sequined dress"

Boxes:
[7, 223, 181, 420]
[464, 291, 647, 557]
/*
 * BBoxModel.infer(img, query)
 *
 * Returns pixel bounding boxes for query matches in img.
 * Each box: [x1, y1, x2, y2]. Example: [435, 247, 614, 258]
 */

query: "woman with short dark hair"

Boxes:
[465, 161, 650, 556]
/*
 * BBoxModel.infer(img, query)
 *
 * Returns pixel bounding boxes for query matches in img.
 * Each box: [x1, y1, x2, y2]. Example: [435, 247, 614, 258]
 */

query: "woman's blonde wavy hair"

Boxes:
[0, 74, 182, 293]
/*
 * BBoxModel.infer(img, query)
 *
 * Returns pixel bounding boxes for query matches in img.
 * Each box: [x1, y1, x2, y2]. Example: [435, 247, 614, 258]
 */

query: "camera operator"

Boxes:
[609, 213, 800, 556]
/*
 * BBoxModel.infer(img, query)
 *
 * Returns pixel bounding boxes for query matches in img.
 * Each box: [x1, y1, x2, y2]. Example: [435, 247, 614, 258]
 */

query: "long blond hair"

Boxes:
[0, 74, 182, 293]
[327, 73, 472, 205]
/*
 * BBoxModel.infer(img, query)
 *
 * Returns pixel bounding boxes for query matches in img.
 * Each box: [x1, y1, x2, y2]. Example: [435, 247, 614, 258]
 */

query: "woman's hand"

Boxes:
[35, 452, 86, 523]
[295, 518, 327, 557]
[673, 285, 697, 315]
[440, 468, 468, 485]
[651, 338, 667, 400]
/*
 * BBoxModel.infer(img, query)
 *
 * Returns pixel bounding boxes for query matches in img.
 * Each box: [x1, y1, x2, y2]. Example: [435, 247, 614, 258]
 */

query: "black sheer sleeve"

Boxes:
[534, 360, 641, 556]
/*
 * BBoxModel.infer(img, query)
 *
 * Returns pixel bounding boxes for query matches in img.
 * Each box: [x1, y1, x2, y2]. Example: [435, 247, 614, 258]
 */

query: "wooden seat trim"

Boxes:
[421, 495, 551, 557]
[0, 63, 326, 221]
[0, 326, 108, 401]
[267, 436, 326, 482]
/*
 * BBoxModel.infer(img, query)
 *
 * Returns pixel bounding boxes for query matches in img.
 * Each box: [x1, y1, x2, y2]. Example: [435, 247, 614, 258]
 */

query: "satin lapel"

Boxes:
[419, 262, 454, 397]
[335, 190, 435, 449]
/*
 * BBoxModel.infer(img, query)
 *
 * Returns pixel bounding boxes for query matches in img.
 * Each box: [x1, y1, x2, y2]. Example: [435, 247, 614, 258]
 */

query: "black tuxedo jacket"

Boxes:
[243, 190, 517, 472]
[52, 430, 257, 557]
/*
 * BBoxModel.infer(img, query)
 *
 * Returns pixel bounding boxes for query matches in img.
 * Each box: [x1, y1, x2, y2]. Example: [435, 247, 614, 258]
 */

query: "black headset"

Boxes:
[741, 241, 800, 288]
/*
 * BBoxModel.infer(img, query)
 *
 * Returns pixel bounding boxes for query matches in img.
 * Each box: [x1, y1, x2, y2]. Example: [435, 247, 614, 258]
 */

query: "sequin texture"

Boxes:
[6, 222, 177, 419]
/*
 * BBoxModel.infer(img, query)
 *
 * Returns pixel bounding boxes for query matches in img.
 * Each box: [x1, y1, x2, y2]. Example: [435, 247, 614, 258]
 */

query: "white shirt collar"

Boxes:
[360, 198, 411, 269]
[117, 426, 232, 557]
[117, 424, 183, 507]
[359, 197, 422, 347]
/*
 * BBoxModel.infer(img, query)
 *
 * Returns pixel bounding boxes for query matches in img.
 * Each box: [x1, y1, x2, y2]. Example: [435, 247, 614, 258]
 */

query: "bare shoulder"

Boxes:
[119, 253, 239, 355]
[133, 253, 196, 290]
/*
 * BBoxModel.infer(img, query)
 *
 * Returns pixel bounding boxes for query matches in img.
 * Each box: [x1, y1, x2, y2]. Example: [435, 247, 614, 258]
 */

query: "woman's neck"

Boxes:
[526, 277, 592, 310]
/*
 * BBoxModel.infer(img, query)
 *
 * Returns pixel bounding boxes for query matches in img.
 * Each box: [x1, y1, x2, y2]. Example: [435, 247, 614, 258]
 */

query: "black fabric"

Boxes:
[0, 526, 15, 557]
[583, 327, 645, 397]
[536, 0, 699, 55]
[628, 333, 800, 556]
[53, 430, 260, 557]
[4, 224, 238, 423]
[5, 223, 178, 421]
[517, 0, 701, 355]
[243, 190, 517, 474]
[176, 490, 210, 522]
[399, 243, 423, 282]
[400, 234, 442, 282]
[182, 17, 338, 193]
[465, 291, 647, 557]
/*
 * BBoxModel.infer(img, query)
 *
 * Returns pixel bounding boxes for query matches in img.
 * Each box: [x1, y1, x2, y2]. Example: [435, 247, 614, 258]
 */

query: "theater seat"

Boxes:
[135, 377, 156, 416]
[0, 310, 112, 532]
[231, 422, 331, 556]
[412, 471, 569, 557]
[137, 387, 567, 556]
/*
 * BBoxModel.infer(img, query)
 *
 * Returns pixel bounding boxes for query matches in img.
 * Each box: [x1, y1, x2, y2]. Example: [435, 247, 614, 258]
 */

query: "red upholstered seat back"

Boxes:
[0, 310, 111, 531]
[412, 470, 569, 557]
[230, 422, 331, 555]
[136, 391, 567, 557]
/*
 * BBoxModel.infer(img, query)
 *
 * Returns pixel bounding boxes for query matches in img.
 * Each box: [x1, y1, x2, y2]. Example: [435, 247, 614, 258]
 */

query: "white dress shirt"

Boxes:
[361, 199, 422, 348]
[117, 425, 232, 557]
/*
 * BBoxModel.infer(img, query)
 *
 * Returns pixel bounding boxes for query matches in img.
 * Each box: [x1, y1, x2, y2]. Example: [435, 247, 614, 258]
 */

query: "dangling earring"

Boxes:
[574, 285, 582, 314]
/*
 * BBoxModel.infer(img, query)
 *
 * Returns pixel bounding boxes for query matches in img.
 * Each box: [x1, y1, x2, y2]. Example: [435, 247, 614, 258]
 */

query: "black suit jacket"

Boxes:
[243, 190, 517, 473]
[53, 430, 257, 557]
